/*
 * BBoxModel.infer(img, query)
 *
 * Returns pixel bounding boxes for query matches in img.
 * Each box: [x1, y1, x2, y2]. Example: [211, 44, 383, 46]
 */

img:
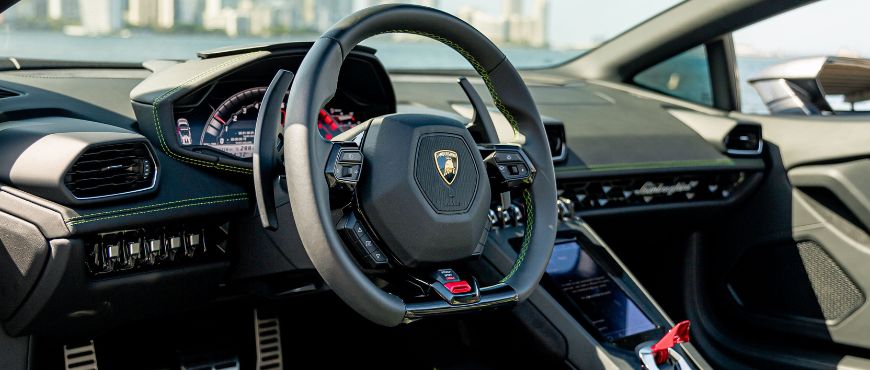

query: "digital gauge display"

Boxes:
[176, 86, 360, 159]
[199, 87, 264, 159]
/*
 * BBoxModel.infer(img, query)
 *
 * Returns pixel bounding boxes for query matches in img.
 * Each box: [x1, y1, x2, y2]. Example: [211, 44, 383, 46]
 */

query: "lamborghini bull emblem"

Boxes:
[433, 150, 459, 185]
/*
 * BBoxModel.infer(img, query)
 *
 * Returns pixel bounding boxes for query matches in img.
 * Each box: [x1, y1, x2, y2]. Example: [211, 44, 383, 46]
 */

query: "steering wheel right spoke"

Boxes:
[480, 144, 537, 192]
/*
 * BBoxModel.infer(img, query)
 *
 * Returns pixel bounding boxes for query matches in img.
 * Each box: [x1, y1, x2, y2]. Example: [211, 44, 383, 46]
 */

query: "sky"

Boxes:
[364, 0, 870, 58]
[357, 0, 683, 49]
[734, 0, 870, 58]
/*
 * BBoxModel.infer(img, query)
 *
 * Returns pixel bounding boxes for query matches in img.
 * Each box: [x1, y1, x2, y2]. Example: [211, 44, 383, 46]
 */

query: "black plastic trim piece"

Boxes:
[254, 69, 294, 230]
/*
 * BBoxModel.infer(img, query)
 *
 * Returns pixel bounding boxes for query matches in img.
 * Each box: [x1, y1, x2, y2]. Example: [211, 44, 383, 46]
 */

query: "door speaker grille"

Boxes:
[729, 240, 864, 323]
[796, 240, 865, 321]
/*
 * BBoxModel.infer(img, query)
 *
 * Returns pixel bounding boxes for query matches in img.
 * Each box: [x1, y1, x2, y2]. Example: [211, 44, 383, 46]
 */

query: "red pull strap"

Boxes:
[650, 320, 691, 365]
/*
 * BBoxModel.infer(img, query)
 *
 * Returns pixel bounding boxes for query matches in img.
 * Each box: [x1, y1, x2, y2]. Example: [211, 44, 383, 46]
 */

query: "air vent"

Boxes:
[544, 121, 567, 162]
[64, 142, 157, 199]
[725, 123, 762, 155]
[565, 172, 748, 211]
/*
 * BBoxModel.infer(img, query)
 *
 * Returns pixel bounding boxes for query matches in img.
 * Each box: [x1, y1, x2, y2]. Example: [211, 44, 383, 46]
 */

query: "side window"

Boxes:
[633, 45, 714, 106]
[734, 0, 870, 115]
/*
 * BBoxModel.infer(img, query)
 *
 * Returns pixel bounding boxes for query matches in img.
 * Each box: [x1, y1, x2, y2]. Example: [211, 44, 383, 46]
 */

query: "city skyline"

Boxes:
[10, 0, 864, 59]
[3, 0, 552, 47]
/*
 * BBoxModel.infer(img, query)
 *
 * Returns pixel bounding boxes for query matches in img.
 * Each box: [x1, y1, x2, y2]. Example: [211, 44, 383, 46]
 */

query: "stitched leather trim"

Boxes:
[66, 193, 248, 226]
[149, 52, 269, 174]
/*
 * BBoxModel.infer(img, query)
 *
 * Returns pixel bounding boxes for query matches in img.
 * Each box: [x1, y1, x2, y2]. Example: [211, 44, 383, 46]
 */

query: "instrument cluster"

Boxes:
[174, 85, 367, 159]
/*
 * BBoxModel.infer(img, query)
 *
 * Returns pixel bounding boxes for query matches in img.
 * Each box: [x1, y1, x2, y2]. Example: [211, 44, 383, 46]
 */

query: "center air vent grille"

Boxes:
[64, 142, 157, 199]
[564, 172, 748, 210]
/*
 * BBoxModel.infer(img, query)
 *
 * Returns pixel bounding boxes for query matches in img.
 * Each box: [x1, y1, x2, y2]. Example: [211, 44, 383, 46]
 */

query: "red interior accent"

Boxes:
[443, 281, 472, 294]
[650, 320, 690, 365]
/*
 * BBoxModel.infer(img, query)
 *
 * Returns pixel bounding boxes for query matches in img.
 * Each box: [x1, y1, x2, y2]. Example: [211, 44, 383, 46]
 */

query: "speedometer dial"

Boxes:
[201, 87, 266, 159]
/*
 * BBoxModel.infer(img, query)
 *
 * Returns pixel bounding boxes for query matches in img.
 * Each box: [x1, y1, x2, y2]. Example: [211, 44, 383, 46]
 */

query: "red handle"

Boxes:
[650, 320, 691, 365]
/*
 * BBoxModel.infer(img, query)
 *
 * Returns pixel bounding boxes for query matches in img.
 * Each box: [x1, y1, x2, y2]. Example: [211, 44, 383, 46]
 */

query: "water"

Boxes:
[0, 29, 582, 68]
[0, 29, 781, 114]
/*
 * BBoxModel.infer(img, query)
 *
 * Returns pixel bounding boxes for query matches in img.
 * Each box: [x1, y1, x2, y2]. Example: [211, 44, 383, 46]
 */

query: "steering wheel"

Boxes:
[254, 4, 556, 326]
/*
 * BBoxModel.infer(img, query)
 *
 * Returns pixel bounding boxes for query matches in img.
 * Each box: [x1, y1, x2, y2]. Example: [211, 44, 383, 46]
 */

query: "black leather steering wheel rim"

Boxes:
[282, 4, 557, 326]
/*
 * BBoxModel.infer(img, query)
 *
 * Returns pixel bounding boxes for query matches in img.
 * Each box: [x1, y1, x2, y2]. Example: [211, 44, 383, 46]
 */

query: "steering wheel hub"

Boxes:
[358, 114, 491, 266]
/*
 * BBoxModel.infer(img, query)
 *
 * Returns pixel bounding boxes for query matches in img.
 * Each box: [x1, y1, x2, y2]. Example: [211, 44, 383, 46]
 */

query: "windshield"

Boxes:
[0, 0, 680, 69]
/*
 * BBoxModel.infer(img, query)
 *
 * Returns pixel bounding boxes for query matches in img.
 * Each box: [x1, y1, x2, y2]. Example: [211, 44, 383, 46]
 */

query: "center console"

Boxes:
[544, 238, 659, 348]
[486, 218, 702, 369]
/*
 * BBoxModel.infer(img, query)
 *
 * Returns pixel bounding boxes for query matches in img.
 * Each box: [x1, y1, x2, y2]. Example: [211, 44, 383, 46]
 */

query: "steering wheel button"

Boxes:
[358, 235, 377, 254]
[444, 281, 472, 294]
[365, 249, 388, 267]
[371, 250, 387, 262]
[339, 164, 361, 181]
[435, 269, 460, 283]
[339, 150, 363, 163]
[494, 151, 521, 163]
[515, 164, 528, 177]
[352, 221, 367, 237]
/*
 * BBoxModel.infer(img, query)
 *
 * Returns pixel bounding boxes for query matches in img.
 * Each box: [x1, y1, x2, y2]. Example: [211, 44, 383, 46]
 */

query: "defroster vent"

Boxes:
[64, 142, 157, 199]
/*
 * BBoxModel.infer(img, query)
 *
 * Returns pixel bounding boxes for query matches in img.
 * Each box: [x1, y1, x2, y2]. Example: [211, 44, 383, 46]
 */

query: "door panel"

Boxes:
[670, 111, 870, 368]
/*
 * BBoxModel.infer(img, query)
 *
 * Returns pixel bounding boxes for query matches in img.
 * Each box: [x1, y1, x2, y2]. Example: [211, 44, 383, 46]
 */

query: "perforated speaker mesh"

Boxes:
[796, 240, 865, 321]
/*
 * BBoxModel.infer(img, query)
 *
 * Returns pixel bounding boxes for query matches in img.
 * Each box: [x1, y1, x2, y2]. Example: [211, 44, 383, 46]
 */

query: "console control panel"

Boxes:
[84, 224, 230, 276]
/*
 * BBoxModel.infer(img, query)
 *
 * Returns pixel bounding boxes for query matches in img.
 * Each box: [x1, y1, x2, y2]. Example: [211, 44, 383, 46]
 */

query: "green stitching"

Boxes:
[384, 30, 520, 136]
[66, 196, 248, 226]
[150, 52, 268, 174]
[67, 193, 248, 221]
[501, 189, 534, 283]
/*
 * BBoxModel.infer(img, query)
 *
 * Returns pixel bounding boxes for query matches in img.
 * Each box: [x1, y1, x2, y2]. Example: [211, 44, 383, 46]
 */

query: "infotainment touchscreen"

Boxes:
[546, 241, 657, 341]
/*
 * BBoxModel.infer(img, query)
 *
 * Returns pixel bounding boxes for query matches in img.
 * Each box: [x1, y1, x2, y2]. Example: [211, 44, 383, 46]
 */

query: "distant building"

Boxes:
[127, 0, 175, 29]
[202, 0, 226, 31]
[502, 0, 522, 18]
[177, 0, 203, 25]
[48, 0, 80, 22]
[506, 0, 547, 47]
[458, 0, 549, 47]
[5, 0, 48, 21]
[80, 0, 123, 34]
[314, 0, 352, 32]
